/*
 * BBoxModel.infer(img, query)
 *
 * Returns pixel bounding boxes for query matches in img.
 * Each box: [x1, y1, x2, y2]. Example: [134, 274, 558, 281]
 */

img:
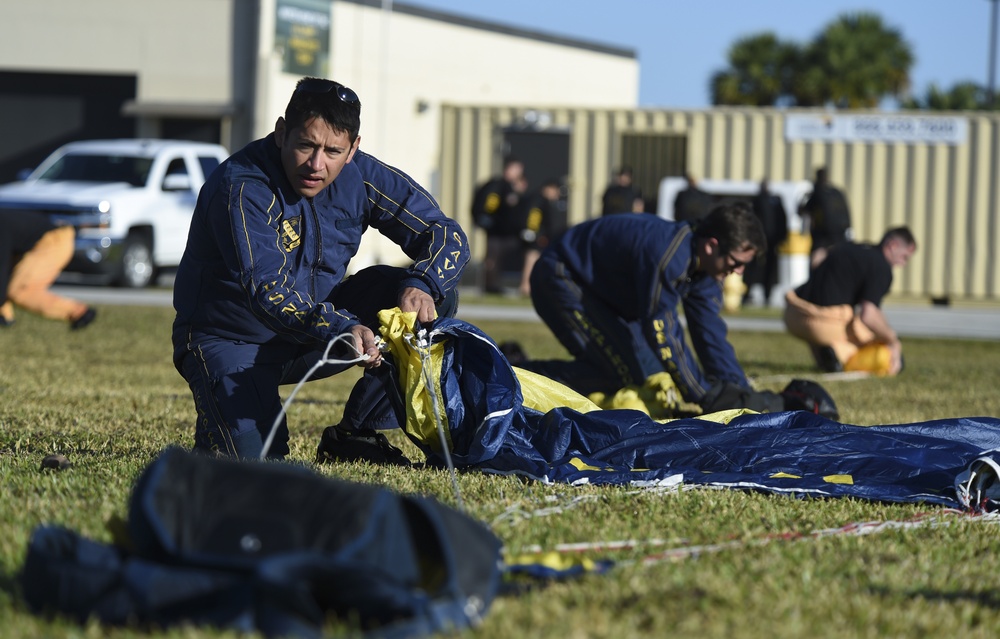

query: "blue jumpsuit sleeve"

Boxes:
[644, 283, 714, 403]
[637, 227, 716, 403]
[223, 180, 359, 343]
[681, 280, 750, 390]
[357, 153, 470, 301]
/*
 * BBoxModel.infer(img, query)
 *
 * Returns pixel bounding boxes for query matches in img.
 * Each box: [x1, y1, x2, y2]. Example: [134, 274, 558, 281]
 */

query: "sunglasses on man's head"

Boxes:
[294, 79, 361, 106]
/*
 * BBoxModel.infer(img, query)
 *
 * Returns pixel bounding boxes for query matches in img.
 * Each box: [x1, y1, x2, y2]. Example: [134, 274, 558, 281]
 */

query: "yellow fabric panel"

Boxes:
[823, 474, 854, 485]
[568, 457, 611, 472]
[377, 308, 451, 452]
[513, 366, 601, 414]
[505, 551, 601, 574]
[697, 408, 755, 425]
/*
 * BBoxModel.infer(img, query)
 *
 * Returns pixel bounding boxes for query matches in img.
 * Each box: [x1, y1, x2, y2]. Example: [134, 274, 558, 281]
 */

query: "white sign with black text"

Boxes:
[785, 114, 968, 145]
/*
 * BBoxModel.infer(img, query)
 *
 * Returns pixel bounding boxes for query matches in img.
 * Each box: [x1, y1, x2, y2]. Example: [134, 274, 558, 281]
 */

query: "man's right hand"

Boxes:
[349, 324, 382, 369]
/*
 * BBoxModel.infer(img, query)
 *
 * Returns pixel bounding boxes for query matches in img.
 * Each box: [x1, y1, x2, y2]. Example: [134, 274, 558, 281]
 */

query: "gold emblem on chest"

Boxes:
[280, 216, 302, 252]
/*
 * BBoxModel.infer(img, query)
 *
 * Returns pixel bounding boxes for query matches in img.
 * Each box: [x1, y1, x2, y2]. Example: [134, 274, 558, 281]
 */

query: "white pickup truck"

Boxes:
[0, 139, 229, 287]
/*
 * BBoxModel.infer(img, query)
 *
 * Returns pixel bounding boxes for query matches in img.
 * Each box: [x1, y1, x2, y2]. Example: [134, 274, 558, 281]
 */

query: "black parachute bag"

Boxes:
[20, 446, 503, 638]
[780, 378, 840, 421]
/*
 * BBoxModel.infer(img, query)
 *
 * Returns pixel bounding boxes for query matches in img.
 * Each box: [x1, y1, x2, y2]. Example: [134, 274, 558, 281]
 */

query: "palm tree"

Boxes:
[710, 33, 799, 106]
[793, 13, 914, 108]
[903, 82, 996, 111]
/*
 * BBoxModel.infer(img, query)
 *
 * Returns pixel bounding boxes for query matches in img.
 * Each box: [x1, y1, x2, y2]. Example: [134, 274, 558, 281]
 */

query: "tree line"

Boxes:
[711, 12, 998, 111]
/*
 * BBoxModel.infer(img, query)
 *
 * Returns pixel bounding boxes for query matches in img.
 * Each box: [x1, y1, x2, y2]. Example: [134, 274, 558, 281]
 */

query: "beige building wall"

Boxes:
[0, 0, 248, 146]
[686, 109, 1000, 301]
[252, 3, 635, 164]
[0, 0, 637, 180]
[249, 0, 638, 268]
[0, 0, 234, 102]
[441, 105, 1000, 302]
[1, 0, 638, 270]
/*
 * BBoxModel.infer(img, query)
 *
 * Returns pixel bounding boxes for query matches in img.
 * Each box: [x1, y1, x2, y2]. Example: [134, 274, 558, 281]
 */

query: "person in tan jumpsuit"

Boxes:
[0, 209, 95, 329]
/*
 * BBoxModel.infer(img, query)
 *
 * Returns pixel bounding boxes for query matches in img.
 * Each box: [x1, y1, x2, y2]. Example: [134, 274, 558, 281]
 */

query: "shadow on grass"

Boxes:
[0, 571, 22, 604]
[871, 584, 1000, 610]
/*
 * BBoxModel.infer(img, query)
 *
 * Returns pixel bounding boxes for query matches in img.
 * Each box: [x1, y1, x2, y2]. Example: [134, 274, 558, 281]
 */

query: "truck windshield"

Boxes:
[36, 154, 154, 187]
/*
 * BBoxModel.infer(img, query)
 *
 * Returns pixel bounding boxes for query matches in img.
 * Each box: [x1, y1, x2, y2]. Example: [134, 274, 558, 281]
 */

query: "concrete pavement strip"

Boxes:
[52, 284, 1000, 341]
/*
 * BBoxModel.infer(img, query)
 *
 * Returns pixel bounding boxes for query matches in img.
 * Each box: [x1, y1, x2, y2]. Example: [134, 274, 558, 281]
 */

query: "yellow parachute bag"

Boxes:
[845, 342, 893, 376]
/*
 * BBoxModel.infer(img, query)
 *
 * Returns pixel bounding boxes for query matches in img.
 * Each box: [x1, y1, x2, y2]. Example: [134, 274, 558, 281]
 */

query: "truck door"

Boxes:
[155, 153, 200, 265]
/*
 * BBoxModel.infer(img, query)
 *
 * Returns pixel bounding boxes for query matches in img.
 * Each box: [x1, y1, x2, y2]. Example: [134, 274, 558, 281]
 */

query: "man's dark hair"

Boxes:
[693, 201, 767, 254]
[880, 226, 916, 249]
[283, 77, 362, 142]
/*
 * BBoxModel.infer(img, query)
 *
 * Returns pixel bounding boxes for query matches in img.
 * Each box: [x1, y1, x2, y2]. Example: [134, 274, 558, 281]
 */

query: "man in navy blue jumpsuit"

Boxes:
[172, 78, 469, 459]
[521, 203, 783, 414]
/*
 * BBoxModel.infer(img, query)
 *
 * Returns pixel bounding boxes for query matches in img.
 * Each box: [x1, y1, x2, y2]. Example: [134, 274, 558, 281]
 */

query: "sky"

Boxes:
[403, 0, 999, 108]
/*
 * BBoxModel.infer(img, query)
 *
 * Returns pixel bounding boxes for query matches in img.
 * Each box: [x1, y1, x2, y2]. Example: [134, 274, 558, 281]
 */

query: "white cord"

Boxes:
[259, 333, 370, 460]
[405, 328, 466, 512]
[259, 323, 466, 513]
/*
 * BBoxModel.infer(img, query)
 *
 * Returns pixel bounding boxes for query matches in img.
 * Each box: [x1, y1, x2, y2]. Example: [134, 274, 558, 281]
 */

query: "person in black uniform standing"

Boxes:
[471, 157, 526, 293]
[672, 173, 713, 223]
[516, 179, 566, 296]
[601, 166, 643, 215]
[802, 167, 852, 268]
[742, 179, 788, 306]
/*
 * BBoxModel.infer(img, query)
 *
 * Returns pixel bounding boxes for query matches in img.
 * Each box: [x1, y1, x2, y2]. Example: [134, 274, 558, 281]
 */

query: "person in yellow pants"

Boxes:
[783, 227, 916, 376]
[0, 210, 95, 329]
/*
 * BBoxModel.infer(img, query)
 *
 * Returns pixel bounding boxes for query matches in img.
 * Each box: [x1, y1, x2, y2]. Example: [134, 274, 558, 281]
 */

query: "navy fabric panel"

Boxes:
[399, 317, 1000, 510]
[20, 449, 504, 638]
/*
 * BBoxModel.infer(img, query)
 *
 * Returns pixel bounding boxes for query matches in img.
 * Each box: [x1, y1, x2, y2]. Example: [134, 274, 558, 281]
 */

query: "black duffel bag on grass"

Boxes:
[20, 446, 503, 638]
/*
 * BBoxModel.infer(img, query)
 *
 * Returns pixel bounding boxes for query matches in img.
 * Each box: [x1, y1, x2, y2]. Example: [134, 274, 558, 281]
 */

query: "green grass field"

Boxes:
[2, 303, 1000, 638]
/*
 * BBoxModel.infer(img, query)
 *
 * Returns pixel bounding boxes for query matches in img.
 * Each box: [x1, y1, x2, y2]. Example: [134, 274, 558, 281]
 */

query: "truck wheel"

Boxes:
[115, 235, 156, 288]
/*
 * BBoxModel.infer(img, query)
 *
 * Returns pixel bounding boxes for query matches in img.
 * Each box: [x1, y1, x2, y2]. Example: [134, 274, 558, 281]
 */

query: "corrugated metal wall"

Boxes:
[440, 105, 1000, 301]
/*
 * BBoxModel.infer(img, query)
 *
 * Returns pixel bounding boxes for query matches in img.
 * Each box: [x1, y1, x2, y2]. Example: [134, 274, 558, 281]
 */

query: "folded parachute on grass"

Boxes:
[21, 446, 505, 639]
[377, 308, 1000, 512]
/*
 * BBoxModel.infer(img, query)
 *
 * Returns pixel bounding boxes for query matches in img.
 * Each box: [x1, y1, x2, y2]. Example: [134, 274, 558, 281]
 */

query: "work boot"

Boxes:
[498, 341, 528, 366]
[315, 425, 411, 467]
[0, 302, 13, 327]
[70, 307, 97, 330]
[814, 345, 843, 373]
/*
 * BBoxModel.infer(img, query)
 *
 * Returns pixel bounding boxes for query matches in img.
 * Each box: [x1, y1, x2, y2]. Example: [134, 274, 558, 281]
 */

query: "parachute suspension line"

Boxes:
[260, 333, 370, 460]
[406, 328, 466, 512]
[510, 509, 1000, 571]
[630, 509, 1000, 567]
[492, 494, 600, 526]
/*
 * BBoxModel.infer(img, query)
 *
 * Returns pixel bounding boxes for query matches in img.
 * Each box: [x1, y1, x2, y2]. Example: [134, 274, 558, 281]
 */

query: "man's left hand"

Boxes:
[398, 287, 437, 324]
